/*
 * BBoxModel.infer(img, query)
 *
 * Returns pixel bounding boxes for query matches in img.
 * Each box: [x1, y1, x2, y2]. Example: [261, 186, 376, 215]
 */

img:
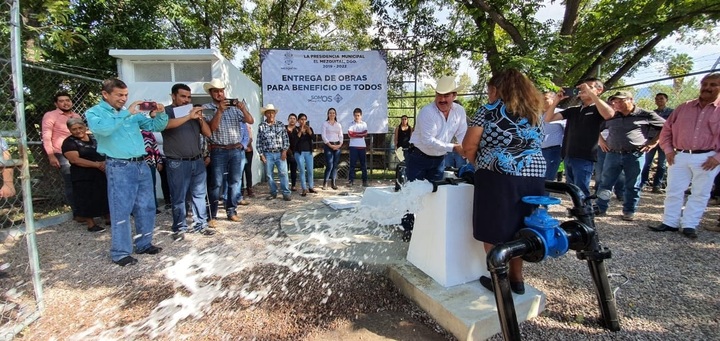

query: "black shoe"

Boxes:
[479, 276, 494, 292]
[510, 282, 525, 295]
[114, 256, 138, 266]
[682, 228, 698, 239]
[172, 231, 185, 241]
[648, 223, 679, 232]
[87, 225, 106, 233]
[362, 181, 369, 187]
[479, 276, 524, 294]
[137, 245, 162, 255]
[283, 194, 292, 201]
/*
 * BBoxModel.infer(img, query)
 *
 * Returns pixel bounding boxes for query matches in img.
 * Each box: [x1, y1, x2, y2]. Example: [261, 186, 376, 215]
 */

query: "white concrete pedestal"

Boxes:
[406, 183, 487, 287]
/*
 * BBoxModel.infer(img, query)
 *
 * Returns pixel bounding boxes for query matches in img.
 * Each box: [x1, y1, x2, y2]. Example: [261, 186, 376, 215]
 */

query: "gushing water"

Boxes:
[70, 182, 434, 340]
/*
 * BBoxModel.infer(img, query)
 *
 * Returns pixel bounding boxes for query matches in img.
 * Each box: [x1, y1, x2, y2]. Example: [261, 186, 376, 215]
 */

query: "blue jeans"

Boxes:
[541, 146, 562, 181]
[348, 147, 367, 182]
[596, 149, 625, 196]
[564, 157, 595, 199]
[295, 151, 314, 190]
[641, 146, 666, 187]
[265, 152, 290, 196]
[209, 148, 246, 219]
[106, 159, 157, 261]
[596, 151, 645, 214]
[166, 158, 208, 232]
[406, 149, 445, 182]
[444, 151, 467, 169]
[323, 145, 341, 181]
[55, 153, 76, 215]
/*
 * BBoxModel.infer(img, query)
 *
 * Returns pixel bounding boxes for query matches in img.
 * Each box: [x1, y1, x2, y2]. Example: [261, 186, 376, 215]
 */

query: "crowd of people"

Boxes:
[405, 71, 720, 295]
[22, 70, 720, 274]
[37, 78, 398, 266]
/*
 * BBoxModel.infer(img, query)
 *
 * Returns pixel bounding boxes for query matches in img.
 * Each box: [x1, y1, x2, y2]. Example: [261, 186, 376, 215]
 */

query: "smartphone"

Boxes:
[138, 101, 157, 111]
[562, 87, 578, 97]
[201, 108, 215, 116]
[225, 98, 240, 106]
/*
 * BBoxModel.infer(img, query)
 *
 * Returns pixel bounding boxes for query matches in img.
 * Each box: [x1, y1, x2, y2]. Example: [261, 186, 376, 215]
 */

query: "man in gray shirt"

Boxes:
[596, 91, 666, 220]
[163, 83, 215, 241]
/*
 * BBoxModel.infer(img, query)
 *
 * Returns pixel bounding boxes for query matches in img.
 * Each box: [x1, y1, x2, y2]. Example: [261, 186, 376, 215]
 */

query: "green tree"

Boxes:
[665, 53, 694, 92]
[375, 0, 720, 88]
[240, 0, 375, 83]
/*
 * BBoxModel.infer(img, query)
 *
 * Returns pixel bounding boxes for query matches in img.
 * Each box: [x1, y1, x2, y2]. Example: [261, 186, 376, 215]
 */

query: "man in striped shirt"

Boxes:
[650, 73, 720, 239]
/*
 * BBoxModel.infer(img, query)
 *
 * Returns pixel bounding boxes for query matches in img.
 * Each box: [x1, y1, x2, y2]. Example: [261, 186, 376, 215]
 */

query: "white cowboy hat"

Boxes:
[261, 104, 278, 114]
[203, 79, 226, 94]
[432, 76, 462, 94]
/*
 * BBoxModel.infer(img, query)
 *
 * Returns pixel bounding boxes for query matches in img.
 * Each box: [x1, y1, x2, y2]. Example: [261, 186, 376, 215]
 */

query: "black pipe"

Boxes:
[545, 181, 620, 331]
[488, 181, 620, 341]
[487, 236, 543, 341]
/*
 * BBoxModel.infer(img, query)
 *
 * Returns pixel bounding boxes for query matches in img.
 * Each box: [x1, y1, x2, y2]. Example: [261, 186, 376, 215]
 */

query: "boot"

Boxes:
[322, 181, 327, 190]
[331, 179, 338, 190]
[247, 187, 255, 198]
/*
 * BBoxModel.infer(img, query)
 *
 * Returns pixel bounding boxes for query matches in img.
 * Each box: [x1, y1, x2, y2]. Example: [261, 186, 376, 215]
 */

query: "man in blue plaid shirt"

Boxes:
[257, 104, 291, 201]
[202, 79, 255, 223]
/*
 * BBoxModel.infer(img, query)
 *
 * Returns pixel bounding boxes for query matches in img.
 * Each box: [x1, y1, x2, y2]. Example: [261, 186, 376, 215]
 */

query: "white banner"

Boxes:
[260, 49, 388, 134]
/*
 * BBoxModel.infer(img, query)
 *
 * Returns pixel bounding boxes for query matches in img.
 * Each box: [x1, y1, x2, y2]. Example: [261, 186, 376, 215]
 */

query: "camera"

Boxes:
[225, 98, 240, 106]
[562, 87, 579, 97]
[138, 101, 157, 111]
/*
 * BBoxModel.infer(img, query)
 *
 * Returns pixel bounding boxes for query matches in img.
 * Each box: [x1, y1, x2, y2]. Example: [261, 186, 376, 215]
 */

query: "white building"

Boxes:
[108, 49, 263, 198]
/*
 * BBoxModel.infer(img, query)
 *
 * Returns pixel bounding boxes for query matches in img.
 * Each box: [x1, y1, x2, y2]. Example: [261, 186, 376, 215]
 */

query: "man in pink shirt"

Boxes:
[649, 73, 720, 238]
[42, 91, 81, 216]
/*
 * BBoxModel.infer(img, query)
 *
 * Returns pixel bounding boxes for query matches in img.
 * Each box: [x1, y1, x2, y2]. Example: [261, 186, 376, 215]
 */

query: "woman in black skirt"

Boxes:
[462, 69, 546, 294]
[62, 118, 110, 232]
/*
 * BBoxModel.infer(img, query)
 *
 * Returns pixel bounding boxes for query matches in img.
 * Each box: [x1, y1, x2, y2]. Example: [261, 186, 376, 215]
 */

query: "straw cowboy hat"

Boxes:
[432, 76, 462, 94]
[203, 79, 226, 94]
[261, 104, 278, 114]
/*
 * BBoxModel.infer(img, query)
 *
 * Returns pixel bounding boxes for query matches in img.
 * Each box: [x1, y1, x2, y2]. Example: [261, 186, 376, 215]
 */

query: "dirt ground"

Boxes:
[2, 180, 453, 341]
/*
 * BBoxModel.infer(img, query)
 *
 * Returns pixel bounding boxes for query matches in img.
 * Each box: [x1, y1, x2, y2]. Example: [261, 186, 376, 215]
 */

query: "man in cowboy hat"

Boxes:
[406, 75, 468, 182]
[595, 90, 665, 221]
[256, 104, 291, 200]
[201, 79, 255, 223]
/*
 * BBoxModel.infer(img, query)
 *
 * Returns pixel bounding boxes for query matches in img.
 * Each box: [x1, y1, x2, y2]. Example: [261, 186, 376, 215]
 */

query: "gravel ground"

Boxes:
[2, 180, 720, 340]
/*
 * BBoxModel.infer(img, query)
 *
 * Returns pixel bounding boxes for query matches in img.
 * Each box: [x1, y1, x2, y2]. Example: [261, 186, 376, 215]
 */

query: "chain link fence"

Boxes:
[18, 63, 103, 214]
[0, 1, 41, 338]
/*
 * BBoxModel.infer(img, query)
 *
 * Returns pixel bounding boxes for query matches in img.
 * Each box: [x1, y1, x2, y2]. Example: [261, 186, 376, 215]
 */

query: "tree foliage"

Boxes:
[665, 53, 694, 91]
[375, 0, 720, 89]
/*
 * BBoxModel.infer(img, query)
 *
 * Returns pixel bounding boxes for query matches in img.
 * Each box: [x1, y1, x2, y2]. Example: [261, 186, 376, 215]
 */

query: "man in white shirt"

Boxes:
[406, 76, 467, 181]
[347, 108, 369, 186]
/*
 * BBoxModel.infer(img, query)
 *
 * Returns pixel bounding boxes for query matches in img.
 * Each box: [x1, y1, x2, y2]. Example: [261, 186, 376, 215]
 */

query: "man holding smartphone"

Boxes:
[545, 78, 615, 198]
[85, 78, 168, 266]
[162, 83, 214, 241]
[202, 79, 254, 223]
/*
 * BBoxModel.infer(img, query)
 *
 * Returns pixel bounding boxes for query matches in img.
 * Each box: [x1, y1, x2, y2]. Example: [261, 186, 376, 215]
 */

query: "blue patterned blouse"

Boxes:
[469, 99, 546, 177]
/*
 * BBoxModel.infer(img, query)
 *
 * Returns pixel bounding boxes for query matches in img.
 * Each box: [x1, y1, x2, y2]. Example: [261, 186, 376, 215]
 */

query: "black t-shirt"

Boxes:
[560, 105, 606, 162]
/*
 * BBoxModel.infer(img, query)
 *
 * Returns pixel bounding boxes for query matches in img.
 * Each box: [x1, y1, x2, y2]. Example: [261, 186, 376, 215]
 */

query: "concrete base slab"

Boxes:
[388, 262, 546, 341]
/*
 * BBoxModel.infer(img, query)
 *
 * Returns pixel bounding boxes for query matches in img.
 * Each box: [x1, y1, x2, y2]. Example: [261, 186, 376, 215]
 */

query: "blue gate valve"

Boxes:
[521, 196, 569, 260]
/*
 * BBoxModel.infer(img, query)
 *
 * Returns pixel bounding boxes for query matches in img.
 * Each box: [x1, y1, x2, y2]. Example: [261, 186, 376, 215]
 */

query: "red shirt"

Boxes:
[659, 97, 720, 162]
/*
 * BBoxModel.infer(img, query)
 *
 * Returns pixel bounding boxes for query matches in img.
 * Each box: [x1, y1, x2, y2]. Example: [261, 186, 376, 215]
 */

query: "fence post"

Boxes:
[10, 0, 44, 320]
